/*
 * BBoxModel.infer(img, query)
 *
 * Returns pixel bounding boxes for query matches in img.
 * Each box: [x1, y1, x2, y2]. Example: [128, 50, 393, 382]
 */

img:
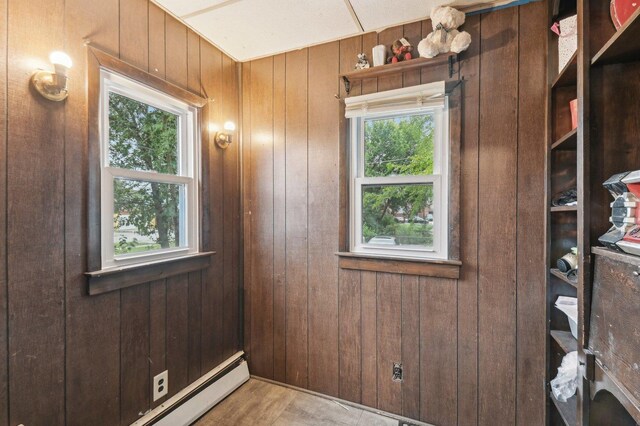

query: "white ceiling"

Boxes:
[153, 0, 524, 62]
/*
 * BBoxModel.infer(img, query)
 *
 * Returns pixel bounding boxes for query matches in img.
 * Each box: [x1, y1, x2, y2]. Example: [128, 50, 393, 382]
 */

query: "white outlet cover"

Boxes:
[153, 370, 169, 402]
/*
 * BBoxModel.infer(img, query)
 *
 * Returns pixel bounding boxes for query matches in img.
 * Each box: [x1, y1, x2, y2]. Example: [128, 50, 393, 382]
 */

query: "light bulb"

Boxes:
[208, 123, 219, 133]
[49, 51, 72, 69]
[223, 121, 236, 132]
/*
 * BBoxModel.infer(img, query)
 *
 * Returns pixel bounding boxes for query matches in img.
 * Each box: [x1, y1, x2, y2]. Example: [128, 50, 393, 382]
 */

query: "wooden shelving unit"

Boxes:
[552, 394, 578, 426]
[546, 0, 640, 424]
[552, 52, 577, 88]
[546, 1, 579, 424]
[550, 205, 577, 212]
[551, 128, 577, 151]
[551, 330, 578, 354]
[550, 268, 577, 287]
[591, 8, 640, 66]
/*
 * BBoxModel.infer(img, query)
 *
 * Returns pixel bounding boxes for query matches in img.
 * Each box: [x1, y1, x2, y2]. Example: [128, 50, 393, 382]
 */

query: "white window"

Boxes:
[100, 70, 199, 269]
[347, 81, 449, 260]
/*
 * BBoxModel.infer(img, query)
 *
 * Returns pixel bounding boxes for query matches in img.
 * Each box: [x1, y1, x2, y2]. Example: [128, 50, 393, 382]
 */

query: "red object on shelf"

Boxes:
[570, 99, 578, 130]
[611, 0, 639, 29]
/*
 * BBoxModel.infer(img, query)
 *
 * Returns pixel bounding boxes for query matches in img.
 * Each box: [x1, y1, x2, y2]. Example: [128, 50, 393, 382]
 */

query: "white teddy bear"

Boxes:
[418, 6, 472, 59]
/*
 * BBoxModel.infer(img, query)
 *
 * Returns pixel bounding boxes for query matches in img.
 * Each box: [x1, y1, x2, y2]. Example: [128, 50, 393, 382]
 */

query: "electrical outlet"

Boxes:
[153, 370, 168, 401]
[392, 362, 403, 382]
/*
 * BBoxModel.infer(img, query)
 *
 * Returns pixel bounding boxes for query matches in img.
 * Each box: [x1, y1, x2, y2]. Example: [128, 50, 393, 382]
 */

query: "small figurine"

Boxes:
[355, 53, 370, 70]
[387, 38, 414, 64]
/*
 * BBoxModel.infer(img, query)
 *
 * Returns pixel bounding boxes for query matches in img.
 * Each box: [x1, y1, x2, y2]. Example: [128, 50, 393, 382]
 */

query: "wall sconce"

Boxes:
[31, 51, 72, 102]
[214, 121, 236, 149]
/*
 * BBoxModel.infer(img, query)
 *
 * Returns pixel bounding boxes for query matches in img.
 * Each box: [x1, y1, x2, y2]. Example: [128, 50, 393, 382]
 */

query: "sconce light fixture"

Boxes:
[214, 121, 236, 149]
[31, 51, 72, 102]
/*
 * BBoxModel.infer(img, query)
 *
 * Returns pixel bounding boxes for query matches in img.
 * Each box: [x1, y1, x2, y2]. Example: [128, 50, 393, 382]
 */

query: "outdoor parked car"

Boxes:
[368, 236, 398, 245]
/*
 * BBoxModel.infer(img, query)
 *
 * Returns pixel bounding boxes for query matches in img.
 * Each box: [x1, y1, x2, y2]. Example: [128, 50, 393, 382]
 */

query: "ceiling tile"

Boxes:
[349, 0, 436, 31]
[155, 0, 232, 18]
[185, 0, 360, 61]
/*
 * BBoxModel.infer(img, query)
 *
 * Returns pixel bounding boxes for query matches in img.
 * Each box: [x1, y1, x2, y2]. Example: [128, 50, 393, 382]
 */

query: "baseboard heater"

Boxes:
[132, 351, 249, 426]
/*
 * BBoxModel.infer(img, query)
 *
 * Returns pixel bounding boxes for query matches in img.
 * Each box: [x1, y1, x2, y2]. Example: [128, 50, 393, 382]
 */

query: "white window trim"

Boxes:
[99, 69, 200, 270]
[347, 82, 449, 260]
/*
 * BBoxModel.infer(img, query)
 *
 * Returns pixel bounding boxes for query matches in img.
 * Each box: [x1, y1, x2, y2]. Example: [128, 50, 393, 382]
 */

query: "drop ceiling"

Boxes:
[153, 0, 528, 62]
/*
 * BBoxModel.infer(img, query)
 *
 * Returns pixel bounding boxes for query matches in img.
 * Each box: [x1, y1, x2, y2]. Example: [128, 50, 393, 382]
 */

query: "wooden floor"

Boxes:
[194, 379, 405, 426]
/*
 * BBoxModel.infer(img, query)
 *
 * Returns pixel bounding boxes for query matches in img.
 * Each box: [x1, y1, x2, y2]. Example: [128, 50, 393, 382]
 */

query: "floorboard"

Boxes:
[195, 379, 403, 426]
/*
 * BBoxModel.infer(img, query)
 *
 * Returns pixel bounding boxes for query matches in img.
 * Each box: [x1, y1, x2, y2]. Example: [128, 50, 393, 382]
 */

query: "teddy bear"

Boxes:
[386, 38, 414, 64]
[417, 6, 472, 59]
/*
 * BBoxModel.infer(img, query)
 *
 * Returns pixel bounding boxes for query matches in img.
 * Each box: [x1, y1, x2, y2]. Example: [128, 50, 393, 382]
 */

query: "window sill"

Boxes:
[86, 251, 215, 296]
[336, 252, 461, 279]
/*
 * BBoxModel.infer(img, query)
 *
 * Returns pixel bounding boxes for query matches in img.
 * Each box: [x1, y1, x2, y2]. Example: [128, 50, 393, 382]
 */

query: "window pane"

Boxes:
[362, 184, 434, 249]
[113, 178, 185, 256]
[108, 92, 180, 174]
[364, 114, 434, 177]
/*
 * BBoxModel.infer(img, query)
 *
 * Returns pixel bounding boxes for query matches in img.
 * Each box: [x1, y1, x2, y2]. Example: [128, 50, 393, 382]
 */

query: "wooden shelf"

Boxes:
[551, 205, 578, 212]
[592, 8, 640, 66]
[550, 268, 578, 288]
[551, 330, 577, 353]
[551, 128, 577, 151]
[551, 394, 577, 426]
[552, 52, 577, 88]
[339, 54, 456, 93]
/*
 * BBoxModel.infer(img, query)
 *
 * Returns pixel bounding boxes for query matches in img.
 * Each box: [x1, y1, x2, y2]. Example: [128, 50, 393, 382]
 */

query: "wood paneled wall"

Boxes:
[242, 2, 547, 425]
[0, 1, 240, 425]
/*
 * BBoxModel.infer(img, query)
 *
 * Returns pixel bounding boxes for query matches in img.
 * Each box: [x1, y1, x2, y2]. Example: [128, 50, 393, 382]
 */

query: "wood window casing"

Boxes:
[85, 46, 213, 295]
[338, 81, 462, 278]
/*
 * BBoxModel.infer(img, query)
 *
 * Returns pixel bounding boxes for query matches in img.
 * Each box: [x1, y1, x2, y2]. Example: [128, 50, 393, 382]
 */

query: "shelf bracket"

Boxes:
[342, 76, 351, 95]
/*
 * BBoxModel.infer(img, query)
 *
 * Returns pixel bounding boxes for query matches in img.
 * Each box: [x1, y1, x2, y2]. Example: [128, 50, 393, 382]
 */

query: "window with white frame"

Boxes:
[100, 69, 199, 269]
[347, 81, 449, 260]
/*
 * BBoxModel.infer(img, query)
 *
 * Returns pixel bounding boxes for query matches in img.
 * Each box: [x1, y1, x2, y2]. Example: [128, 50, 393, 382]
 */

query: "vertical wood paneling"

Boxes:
[120, 0, 148, 70]
[272, 53, 287, 382]
[187, 30, 201, 95]
[165, 15, 187, 89]
[361, 32, 378, 95]
[361, 271, 378, 408]
[377, 27, 404, 91]
[338, 269, 361, 403]
[201, 41, 224, 372]
[188, 271, 202, 382]
[420, 278, 457, 426]
[457, 13, 480, 426]
[148, 3, 166, 79]
[516, 2, 547, 424]
[166, 273, 190, 399]
[1, 2, 239, 424]
[241, 4, 546, 425]
[477, 7, 519, 426]
[7, 0, 65, 423]
[376, 273, 402, 413]
[339, 36, 362, 98]
[401, 275, 420, 420]
[242, 61, 253, 365]
[221, 53, 241, 361]
[64, 1, 120, 423]
[120, 285, 151, 425]
[249, 56, 275, 378]
[402, 22, 423, 87]
[307, 41, 340, 397]
[284, 49, 308, 388]
[149, 279, 167, 409]
[0, 0, 7, 422]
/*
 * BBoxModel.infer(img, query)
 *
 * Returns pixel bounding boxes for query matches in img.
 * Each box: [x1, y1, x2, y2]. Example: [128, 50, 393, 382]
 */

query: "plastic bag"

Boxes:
[551, 351, 579, 402]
